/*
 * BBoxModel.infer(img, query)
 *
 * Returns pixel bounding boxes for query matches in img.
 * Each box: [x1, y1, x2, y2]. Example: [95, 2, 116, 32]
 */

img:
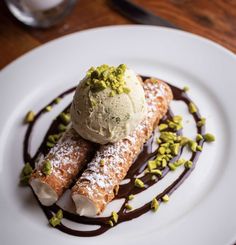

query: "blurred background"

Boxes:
[0, 0, 236, 69]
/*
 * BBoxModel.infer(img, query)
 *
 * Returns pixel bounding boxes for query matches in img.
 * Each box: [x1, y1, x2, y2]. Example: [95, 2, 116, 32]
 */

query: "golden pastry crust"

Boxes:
[71, 78, 173, 214]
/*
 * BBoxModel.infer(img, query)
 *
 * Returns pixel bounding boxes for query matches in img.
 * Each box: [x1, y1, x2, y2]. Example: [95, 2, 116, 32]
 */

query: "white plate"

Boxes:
[0, 25, 236, 245]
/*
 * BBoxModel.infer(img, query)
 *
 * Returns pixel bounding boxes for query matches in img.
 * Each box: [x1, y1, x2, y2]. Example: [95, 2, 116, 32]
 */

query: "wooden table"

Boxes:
[0, 0, 235, 69]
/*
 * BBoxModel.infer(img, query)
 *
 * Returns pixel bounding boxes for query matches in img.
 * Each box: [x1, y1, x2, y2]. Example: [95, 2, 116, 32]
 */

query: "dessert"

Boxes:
[29, 127, 94, 206]
[21, 64, 215, 237]
[71, 78, 172, 216]
[70, 64, 147, 144]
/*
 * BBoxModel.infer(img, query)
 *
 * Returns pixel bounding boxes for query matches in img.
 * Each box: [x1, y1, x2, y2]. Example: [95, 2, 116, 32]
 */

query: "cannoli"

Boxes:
[30, 127, 93, 206]
[71, 78, 173, 216]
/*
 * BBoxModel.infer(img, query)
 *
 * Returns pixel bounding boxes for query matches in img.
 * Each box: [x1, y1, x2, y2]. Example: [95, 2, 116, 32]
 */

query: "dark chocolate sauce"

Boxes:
[23, 77, 205, 237]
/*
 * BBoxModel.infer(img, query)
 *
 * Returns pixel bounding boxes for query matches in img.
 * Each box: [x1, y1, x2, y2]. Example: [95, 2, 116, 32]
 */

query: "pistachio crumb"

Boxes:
[188, 102, 197, 114]
[197, 117, 206, 127]
[197, 145, 202, 151]
[151, 175, 157, 181]
[188, 140, 197, 152]
[111, 211, 118, 223]
[114, 185, 119, 195]
[168, 163, 177, 171]
[128, 194, 134, 200]
[58, 123, 67, 132]
[108, 220, 114, 227]
[54, 97, 61, 104]
[150, 169, 162, 176]
[46, 141, 54, 148]
[151, 198, 159, 212]
[24, 111, 35, 123]
[45, 106, 52, 112]
[204, 133, 215, 142]
[134, 178, 145, 188]
[20, 162, 33, 185]
[60, 112, 71, 125]
[159, 123, 168, 131]
[184, 160, 193, 169]
[162, 194, 169, 202]
[125, 203, 133, 210]
[49, 210, 63, 227]
[148, 160, 156, 171]
[100, 159, 105, 167]
[42, 160, 52, 175]
[183, 86, 189, 92]
[196, 134, 203, 141]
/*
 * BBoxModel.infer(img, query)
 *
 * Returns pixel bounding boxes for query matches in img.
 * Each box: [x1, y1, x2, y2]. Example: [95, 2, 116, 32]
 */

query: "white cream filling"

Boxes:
[72, 194, 97, 217]
[30, 179, 58, 206]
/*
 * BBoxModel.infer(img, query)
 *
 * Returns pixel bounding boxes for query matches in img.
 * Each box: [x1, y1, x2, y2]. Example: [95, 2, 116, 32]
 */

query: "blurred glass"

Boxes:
[5, 0, 77, 28]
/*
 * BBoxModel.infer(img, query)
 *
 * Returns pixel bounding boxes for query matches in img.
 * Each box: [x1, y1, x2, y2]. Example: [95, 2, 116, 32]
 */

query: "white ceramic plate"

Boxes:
[0, 25, 236, 245]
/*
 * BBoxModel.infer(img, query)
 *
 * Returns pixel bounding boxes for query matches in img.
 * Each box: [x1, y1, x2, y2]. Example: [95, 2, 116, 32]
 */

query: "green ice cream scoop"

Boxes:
[70, 64, 147, 144]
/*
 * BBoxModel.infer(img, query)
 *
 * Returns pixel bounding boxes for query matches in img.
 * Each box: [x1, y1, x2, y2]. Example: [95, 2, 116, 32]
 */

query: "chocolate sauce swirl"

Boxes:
[23, 77, 205, 237]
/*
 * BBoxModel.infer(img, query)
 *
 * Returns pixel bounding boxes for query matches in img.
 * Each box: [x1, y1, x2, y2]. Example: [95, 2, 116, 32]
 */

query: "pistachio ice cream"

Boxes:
[70, 64, 147, 144]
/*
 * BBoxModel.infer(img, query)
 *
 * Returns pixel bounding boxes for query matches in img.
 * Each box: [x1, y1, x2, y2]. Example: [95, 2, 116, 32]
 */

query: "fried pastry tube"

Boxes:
[71, 78, 173, 216]
[30, 127, 93, 206]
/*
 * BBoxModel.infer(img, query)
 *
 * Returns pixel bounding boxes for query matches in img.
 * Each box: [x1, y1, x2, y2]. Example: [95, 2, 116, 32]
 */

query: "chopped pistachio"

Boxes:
[183, 86, 189, 92]
[159, 123, 168, 131]
[58, 123, 67, 132]
[49, 210, 63, 227]
[20, 162, 33, 185]
[85, 64, 129, 95]
[158, 146, 166, 155]
[161, 159, 167, 168]
[173, 158, 186, 167]
[162, 194, 169, 202]
[56, 209, 63, 219]
[134, 178, 145, 188]
[197, 145, 202, 151]
[168, 163, 177, 171]
[150, 169, 162, 176]
[157, 138, 162, 144]
[46, 142, 54, 148]
[24, 111, 35, 123]
[128, 194, 134, 200]
[42, 160, 52, 175]
[151, 175, 157, 181]
[111, 211, 118, 223]
[151, 198, 159, 212]
[54, 97, 61, 104]
[170, 143, 180, 156]
[125, 203, 133, 210]
[100, 159, 105, 166]
[108, 220, 114, 227]
[173, 115, 182, 123]
[197, 117, 206, 127]
[49, 216, 61, 227]
[160, 132, 176, 143]
[180, 136, 190, 146]
[185, 160, 193, 169]
[188, 140, 197, 152]
[48, 134, 60, 144]
[60, 112, 71, 125]
[45, 106, 52, 112]
[196, 134, 203, 141]
[188, 102, 197, 114]
[204, 133, 215, 142]
[148, 160, 156, 171]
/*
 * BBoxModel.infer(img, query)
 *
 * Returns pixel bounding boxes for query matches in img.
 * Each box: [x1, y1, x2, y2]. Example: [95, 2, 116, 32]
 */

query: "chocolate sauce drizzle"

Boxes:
[23, 77, 205, 237]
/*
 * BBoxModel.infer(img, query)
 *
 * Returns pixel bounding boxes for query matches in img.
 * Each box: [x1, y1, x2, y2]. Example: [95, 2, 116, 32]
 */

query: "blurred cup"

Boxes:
[5, 0, 77, 28]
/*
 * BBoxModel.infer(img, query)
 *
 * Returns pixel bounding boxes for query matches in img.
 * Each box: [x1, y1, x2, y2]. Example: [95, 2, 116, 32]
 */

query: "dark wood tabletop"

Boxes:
[0, 0, 235, 69]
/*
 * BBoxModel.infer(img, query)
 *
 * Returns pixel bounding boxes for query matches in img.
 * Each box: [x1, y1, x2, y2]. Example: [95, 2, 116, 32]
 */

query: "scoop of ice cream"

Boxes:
[70, 64, 147, 144]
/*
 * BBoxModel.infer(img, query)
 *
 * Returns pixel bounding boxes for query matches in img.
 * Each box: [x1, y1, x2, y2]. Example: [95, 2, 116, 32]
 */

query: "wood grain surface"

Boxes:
[0, 0, 235, 69]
